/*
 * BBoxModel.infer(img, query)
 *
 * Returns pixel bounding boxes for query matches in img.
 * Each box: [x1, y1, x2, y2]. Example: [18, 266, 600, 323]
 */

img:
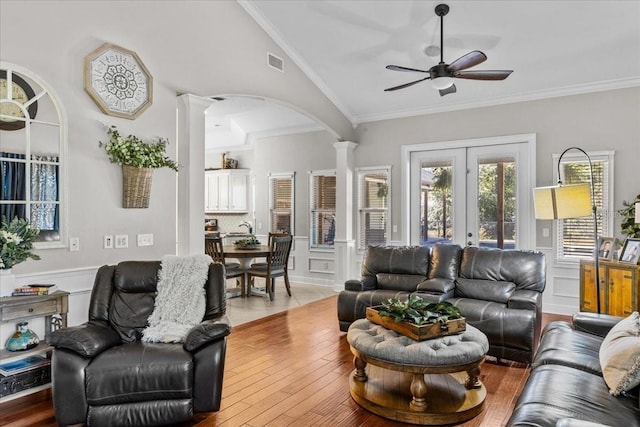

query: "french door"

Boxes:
[409, 139, 534, 249]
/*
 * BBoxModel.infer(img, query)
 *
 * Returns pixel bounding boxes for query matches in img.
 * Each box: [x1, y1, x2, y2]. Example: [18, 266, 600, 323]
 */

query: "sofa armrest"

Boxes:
[344, 279, 364, 292]
[507, 289, 541, 311]
[47, 321, 121, 358]
[183, 315, 232, 352]
[572, 312, 623, 337]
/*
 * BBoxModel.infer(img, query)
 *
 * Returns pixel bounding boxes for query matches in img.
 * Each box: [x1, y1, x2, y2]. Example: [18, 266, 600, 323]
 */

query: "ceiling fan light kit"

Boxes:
[431, 76, 454, 90]
[385, 3, 512, 96]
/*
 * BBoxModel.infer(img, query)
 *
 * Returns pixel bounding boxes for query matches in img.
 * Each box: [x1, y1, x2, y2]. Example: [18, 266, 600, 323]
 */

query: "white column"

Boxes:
[176, 94, 212, 255]
[333, 140, 358, 291]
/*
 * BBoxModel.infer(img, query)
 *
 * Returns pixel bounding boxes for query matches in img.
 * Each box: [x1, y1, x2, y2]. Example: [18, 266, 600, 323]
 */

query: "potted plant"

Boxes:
[618, 194, 640, 239]
[100, 126, 179, 208]
[0, 216, 40, 296]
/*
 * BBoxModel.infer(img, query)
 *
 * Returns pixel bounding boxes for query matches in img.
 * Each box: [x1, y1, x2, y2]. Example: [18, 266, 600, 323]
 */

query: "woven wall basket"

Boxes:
[122, 165, 153, 208]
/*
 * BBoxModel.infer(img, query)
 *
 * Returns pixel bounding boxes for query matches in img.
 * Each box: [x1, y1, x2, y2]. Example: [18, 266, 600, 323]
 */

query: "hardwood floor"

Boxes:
[0, 297, 570, 427]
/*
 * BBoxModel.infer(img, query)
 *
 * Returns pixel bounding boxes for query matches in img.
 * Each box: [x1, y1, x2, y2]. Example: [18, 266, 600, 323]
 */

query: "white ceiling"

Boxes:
[239, 0, 640, 125]
[204, 96, 322, 153]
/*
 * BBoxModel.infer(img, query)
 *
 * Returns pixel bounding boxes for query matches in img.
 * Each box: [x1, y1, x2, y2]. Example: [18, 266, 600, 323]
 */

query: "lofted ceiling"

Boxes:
[239, 0, 640, 125]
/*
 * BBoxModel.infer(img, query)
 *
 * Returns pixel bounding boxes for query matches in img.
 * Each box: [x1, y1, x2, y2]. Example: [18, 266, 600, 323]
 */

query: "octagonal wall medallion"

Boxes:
[84, 43, 153, 119]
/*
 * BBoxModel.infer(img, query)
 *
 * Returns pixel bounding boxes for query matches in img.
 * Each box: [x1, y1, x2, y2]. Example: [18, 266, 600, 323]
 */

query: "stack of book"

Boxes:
[11, 284, 57, 296]
[0, 355, 51, 377]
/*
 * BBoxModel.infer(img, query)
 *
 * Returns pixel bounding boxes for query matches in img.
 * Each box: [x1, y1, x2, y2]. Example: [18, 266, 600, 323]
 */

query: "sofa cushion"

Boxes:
[428, 244, 462, 280]
[376, 273, 427, 291]
[455, 278, 516, 303]
[86, 341, 193, 405]
[459, 246, 545, 292]
[507, 364, 640, 427]
[109, 261, 160, 343]
[361, 245, 430, 290]
[600, 311, 640, 395]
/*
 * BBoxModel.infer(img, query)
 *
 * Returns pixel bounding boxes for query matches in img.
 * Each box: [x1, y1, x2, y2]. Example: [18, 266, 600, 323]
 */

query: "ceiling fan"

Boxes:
[384, 3, 512, 96]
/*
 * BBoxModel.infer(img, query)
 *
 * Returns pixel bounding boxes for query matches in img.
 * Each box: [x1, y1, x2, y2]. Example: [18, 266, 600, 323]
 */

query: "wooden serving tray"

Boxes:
[366, 306, 466, 341]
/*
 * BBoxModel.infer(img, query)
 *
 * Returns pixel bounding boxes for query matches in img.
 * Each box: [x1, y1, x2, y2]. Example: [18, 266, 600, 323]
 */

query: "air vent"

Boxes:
[267, 52, 284, 72]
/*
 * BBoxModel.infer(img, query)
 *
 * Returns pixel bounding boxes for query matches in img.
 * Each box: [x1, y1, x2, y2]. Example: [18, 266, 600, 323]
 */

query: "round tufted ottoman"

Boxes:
[346, 318, 489, 425]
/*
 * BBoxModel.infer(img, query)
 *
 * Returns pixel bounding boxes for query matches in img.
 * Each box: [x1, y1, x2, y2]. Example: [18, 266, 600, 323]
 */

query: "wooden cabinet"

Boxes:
[205, 169, 249, 213]
[580, 259, 639, 316]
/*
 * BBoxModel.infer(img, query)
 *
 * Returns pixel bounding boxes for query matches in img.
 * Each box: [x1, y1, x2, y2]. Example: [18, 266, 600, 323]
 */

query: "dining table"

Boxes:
[223, 245, 270, 297]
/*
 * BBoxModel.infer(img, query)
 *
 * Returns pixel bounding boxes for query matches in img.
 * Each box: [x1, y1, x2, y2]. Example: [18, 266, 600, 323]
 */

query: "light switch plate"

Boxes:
[104, 235, 113, 249]
[137, 233, 153, 246]
[115, 234, 128, 248]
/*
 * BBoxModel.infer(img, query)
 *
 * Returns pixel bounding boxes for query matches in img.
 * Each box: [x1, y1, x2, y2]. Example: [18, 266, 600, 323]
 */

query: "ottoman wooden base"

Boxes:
[349, 365, 486, 425]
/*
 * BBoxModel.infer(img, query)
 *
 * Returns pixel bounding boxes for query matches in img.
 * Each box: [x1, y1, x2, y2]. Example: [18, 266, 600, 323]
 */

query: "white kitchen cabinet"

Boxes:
[205, 169, 249, 213]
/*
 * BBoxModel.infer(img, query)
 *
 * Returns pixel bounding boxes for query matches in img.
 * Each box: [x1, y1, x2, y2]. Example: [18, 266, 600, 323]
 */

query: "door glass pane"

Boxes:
[476, 157, 516, 249]
[420, 161, 453, 247]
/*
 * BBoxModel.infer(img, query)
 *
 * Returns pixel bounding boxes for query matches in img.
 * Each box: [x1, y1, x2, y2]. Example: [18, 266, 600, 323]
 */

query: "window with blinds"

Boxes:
[269, 173, 294, 234]
[556, 152, 613, 260]
[309, 171, 336, 248]
[357, 168, 390, 250]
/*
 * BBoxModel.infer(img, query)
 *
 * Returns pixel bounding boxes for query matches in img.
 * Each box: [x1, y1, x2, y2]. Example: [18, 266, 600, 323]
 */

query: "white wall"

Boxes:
[0, 0, 352, 276]
[249, 87, 640, 314]
[0, 1, 352, 333]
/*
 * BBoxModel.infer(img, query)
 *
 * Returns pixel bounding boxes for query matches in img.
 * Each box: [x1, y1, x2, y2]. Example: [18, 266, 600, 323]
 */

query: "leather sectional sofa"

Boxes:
[507, 312, 640, 426]
[337, 244, 546, 364]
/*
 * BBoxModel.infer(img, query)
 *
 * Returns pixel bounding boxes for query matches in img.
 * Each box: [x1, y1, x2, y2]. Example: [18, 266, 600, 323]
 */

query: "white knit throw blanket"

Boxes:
[142, 254, 211, 343]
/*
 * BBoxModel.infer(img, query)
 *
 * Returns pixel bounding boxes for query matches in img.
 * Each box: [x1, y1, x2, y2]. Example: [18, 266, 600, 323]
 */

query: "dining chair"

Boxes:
[205, 236, 246, 296]
[247, 233, 293, 301]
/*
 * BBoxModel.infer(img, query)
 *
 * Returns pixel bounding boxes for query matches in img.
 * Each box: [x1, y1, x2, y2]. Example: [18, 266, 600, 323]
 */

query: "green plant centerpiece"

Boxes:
[234, 236, 261, 249]
[377, 295, 462, 326]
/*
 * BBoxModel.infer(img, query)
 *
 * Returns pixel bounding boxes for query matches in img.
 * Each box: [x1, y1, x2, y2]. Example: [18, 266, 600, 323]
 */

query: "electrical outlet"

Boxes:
[69, 237, 80, 252]
[137, 233, 154, 247]
[104, 235, 113, 249]
[115, 234, 128, 249]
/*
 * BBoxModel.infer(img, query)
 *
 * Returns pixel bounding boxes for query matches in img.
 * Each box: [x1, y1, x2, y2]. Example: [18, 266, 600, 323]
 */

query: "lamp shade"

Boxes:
[533, 183, 592, 219]
[635, 202, 640, 224]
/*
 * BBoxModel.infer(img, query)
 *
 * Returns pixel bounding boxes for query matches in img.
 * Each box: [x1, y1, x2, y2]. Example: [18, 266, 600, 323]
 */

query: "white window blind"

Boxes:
[309, 171, 336, 248]
[357, 168, 390, 250]
[269, 173, 294, 234]
[556, 152, 613, 260]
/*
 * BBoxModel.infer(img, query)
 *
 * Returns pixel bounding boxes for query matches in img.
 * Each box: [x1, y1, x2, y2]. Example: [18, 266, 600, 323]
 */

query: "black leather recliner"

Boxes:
[47, 261, 231, 427]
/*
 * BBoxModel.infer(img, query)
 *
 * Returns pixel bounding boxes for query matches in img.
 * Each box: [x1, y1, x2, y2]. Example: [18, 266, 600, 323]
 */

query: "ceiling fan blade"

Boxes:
[439, 84, 457, 97]
[447, 50, 487, 72]
[384, 77, 430, 91]
[386, 65, 430, 73]
[454, 70, 513, 80]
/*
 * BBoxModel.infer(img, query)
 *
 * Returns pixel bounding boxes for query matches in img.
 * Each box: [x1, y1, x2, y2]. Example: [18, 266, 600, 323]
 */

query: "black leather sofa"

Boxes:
[47, 261, 231, 427]
[507, 313, 640, 426]
[337, 244, 546, 364]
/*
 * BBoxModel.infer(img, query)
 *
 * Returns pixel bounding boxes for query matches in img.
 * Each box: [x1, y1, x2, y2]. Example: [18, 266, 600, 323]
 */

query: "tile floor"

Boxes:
[225, 279, 337, 326]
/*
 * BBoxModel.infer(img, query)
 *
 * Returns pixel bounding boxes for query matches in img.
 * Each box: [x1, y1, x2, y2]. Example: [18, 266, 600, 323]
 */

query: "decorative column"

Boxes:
[176, 94, 212, 255]
[333, 140, 358, 291]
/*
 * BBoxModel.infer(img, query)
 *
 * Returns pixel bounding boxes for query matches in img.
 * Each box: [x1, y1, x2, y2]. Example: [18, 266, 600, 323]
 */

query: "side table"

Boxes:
[0, 291, 69, 402]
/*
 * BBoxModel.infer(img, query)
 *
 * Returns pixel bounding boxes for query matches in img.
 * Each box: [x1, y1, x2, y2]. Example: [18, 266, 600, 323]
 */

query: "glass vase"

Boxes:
[5, 321, 40, 351]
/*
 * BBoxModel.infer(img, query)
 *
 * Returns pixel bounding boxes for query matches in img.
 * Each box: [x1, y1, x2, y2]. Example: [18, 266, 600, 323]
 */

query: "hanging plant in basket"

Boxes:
[100, 126, 179, 208]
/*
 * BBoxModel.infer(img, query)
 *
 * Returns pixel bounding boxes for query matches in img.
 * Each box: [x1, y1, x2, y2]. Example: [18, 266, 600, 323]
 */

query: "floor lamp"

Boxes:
[533, 147, 601, 313]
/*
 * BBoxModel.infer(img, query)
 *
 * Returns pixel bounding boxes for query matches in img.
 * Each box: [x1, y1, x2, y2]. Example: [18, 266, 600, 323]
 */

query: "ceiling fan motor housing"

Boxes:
[430, 63, 452, 79]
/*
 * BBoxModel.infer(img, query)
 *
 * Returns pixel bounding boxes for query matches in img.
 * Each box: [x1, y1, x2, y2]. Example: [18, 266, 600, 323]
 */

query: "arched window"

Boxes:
[1, 63, 67, 248]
